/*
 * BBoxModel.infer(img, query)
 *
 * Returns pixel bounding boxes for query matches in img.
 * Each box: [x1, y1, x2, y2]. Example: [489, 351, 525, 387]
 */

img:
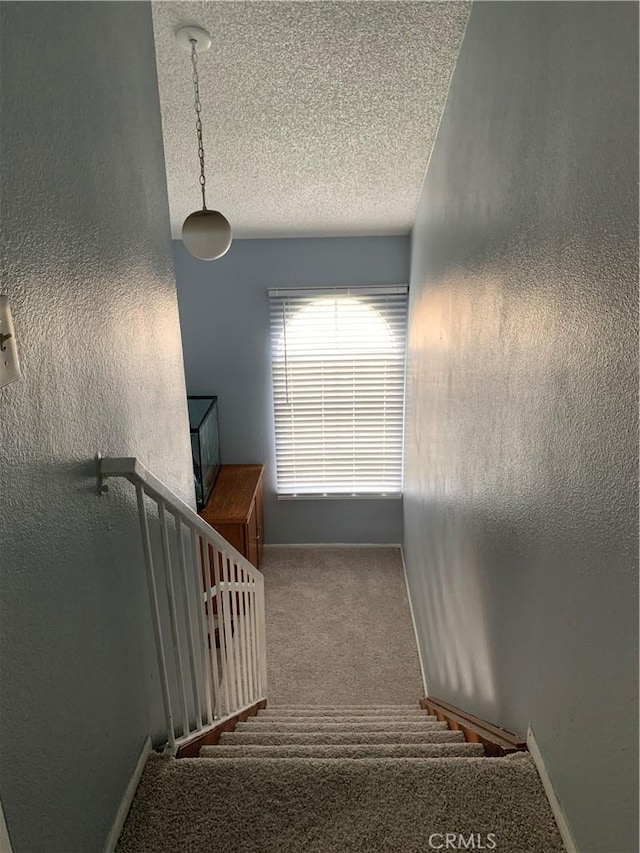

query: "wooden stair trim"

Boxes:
[421, 696, 527, 757]
[176, 699, 267, 758]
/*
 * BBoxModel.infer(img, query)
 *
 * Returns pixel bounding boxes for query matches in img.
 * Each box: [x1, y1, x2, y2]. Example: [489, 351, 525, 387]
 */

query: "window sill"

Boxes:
[277, 493, 402, 501]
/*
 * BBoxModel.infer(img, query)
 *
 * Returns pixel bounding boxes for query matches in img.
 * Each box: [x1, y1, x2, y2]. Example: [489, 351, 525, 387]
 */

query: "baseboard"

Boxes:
[526, 727, 578, 853]
[399, 546, 428, 696]
[103, 736, 152, 853]
[263, 543, 403, 548]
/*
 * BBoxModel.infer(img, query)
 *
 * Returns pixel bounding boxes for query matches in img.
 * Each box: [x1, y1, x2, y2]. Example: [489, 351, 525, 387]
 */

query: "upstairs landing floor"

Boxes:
[262, 546, 424, 706]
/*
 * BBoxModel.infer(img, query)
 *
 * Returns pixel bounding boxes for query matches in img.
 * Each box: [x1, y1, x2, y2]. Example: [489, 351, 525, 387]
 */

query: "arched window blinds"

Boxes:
[268, 286, 408, 497]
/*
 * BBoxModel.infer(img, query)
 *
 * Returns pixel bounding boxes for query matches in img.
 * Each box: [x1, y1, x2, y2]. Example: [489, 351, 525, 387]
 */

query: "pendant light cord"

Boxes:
[190, 40, 207, 211]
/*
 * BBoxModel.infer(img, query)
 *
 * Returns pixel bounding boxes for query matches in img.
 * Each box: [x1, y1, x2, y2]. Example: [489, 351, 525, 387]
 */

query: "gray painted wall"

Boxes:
[174, 236, 409, 543]
[404, 3, 638, 852]
[0, 3, 194, 851]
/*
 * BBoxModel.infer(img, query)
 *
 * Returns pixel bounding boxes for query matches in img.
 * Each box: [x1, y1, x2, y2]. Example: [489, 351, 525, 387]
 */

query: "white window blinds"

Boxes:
[269, 286, 408, 497]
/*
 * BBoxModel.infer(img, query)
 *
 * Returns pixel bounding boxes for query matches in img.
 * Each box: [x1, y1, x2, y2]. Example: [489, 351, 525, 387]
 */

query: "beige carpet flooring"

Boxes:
[262, 546, 424, 705]
[117, 748, 564, 853]
[116, 552, 565, 853]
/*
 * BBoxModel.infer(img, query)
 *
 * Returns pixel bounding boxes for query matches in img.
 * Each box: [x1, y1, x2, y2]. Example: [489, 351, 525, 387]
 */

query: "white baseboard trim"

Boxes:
[526, 727, 578, 853]
[263, 543, 402, 548]
[104, 736, 152, 853]
[399, 546, 428, 697]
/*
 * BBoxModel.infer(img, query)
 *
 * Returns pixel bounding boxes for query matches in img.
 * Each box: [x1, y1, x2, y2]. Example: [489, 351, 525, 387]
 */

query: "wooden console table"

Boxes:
[199, 464, 264, 569]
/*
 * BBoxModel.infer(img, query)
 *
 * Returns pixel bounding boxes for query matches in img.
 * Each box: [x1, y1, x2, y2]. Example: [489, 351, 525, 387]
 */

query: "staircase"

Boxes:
[117, 703, 565, 852]
[99, 463, 564, 852]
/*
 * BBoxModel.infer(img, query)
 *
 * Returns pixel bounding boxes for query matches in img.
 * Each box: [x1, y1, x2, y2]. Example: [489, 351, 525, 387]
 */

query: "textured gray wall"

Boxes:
[404, 3, 638, 852]
[0, 3, 194, 851]
[174, 236, 409, 543]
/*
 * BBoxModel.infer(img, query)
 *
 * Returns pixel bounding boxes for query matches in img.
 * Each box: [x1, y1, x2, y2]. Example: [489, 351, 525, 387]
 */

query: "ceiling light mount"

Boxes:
[175, 25, 212, 54]
[175, 25, 232, 261]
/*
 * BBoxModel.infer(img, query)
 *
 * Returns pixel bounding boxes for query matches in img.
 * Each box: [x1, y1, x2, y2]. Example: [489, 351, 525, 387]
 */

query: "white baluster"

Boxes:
[250, 576, 260, 697]
[190, 528, 212, 725]
[257, 575, 268, 695]
[135, 484, 175, 749]
[240, 563, 254, 703]
[174, 516, 202, 730]
[236, 562, 249, 706]
[219, 553, 238, 711]
[202, 539, 222, 719]
[228, 559, 245, 708]
[158, 500, 189, 737]
[209, 543, 229, 717]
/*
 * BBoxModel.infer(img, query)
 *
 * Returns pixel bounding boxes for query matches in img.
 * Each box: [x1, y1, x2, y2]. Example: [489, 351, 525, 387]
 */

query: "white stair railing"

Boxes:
[99, 457, 267, 754]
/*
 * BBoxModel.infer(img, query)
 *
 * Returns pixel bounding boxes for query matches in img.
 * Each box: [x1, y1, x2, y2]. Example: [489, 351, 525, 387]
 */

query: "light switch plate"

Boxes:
[0, 296, 21, 388]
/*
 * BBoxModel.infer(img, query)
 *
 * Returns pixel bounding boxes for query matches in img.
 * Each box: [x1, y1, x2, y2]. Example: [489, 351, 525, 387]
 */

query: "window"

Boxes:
[269, 286, 408, 497]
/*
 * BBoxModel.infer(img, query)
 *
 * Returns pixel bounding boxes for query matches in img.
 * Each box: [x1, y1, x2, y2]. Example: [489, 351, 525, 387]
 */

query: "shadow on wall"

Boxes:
[404, 238, 638, 719]
[405, 499, 498, 711]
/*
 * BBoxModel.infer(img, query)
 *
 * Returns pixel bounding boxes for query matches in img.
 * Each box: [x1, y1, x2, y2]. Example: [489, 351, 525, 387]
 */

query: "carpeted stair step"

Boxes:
[249, 715, 438, 725]
[236, 720, 449, 732]
[199, 742, 486, 759]
[117, 753, 564, 853]
[259, 707, 426, 717]
[266, 705, 421, 711]
[258, 710, 430, 720]
[219, 729, 465, 745]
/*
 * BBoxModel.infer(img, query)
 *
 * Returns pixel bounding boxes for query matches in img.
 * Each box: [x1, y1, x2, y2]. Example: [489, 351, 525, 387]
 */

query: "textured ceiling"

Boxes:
[152, 1, 470, 239]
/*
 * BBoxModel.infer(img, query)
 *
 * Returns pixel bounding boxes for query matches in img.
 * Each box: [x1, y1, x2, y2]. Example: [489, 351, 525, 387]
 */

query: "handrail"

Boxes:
[99, 456, 267, 754]
[100, 457, 262, 582]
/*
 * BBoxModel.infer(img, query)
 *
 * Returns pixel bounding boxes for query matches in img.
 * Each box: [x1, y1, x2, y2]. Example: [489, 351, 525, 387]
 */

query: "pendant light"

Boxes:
[177, 26, 232, 261]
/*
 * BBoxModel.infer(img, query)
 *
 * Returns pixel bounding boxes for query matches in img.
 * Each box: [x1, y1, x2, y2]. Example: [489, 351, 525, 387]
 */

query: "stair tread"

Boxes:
[251, 716, 437, 724]
[237, 720, 448, 732]
[199, 743, 486, 759]
[117, 753, 564, 853]
[266, 705, 421, 710]
[258, 711, 431, 718]
[219, 730, 466, 745]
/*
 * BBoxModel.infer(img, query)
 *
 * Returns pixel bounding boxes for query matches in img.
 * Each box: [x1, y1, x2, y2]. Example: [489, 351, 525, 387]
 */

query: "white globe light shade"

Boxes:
[182, 210, 232, 260]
